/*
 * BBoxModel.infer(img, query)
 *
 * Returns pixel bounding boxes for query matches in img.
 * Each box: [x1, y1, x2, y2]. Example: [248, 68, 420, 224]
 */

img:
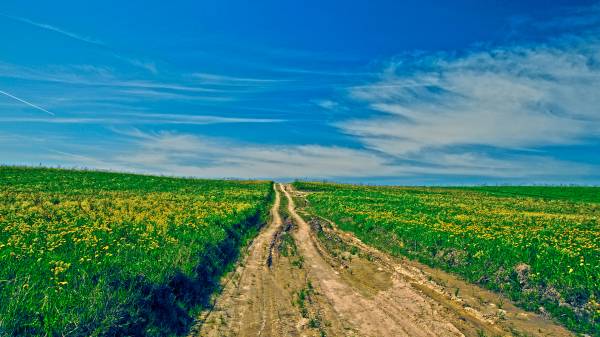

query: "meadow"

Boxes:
[0, 167, 273, 337]
[294, 182, 600, 335]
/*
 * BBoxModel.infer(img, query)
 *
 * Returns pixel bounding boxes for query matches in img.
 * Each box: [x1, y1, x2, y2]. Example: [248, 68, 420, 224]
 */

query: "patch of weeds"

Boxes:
[508, 326, 533, 337]
[296, 288, 309, 318]
[279, 231, 297, 257]
[292, 256, 304, 269]
[295, 280, 326, 336]
[497, 309, 507, 320]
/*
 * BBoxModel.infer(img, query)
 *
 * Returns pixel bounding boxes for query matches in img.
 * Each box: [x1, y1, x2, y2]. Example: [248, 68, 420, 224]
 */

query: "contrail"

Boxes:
[0, 90, 55, 116]
[0, 13, 104, 46]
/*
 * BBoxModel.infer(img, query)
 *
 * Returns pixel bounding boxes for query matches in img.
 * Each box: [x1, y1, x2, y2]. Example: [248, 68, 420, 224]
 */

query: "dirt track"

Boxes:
[190, 184, 574, 337]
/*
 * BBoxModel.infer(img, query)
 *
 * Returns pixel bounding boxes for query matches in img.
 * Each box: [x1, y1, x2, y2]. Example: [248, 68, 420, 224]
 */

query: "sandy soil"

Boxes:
[190, 184, 574, 337]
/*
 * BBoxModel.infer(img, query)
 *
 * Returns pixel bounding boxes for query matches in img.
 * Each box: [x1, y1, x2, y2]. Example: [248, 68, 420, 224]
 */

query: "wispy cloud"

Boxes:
[313, 99, 340, 110]
[1, 14, 164, 74]
[192, 72, 284, 84]
[1, 13, 104, 46]
[34, 129, 594, 182]
[0, 89, 55, 116]
[112, 54, 159, 74]
[116, 89, 231, 101]
[0, 113, 283, 125]
[0, 62, 221, 93]
[129, 113, 284, 124]
[73, 129, 422, 178]
[338, 35, 600, 159]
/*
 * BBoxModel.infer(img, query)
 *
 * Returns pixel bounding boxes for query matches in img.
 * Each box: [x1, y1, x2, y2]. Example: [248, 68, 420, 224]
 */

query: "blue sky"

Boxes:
[1, 0, 599, 184]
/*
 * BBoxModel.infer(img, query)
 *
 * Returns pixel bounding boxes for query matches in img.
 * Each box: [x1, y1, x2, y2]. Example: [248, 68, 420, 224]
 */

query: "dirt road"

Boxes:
[190, 184, 573, 337]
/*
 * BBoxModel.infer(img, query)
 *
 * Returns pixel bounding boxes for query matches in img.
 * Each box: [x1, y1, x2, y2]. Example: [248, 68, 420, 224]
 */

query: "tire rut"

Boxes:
[190, 184, 575, 337]
[191, 184, 342, 337]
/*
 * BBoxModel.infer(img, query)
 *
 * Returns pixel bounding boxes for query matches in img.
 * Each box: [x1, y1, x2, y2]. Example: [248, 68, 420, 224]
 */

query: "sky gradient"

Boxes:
[1, 0, 599, 184]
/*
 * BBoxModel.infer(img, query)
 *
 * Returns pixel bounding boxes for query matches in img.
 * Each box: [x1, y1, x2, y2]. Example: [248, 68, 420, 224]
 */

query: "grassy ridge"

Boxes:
[294, 182, 600, 335]
[0, 167, 273, 336]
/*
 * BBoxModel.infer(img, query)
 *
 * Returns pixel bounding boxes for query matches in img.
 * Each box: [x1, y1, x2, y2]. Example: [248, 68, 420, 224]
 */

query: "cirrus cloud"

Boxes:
[339, 35, 600, 158]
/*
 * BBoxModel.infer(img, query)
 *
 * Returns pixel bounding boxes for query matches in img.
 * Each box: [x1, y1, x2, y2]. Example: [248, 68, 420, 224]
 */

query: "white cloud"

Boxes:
[314, 99, 340, 110]
[338, 36, 600, 158]
[108, 130, 395, 178]
[35, 129, 592, 181]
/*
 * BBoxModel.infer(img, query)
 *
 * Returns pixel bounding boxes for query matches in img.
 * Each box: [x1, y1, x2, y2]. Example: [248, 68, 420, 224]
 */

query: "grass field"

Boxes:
[294, 182, 600, 335]
[0, 167, 273, 337]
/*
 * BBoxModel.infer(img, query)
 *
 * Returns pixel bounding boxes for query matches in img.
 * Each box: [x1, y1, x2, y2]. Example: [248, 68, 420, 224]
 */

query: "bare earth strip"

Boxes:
[190, 184, 574, 337]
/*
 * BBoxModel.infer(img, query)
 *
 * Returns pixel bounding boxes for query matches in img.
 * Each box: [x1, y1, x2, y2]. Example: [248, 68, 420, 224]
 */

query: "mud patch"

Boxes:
[341, 258, 393, 298]
[310, 217, 392, 297]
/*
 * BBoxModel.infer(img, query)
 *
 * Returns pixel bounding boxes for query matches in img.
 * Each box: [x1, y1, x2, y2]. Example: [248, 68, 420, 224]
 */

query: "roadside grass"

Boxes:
[293, 181, 600, 336]
[0, 167, 273, 336]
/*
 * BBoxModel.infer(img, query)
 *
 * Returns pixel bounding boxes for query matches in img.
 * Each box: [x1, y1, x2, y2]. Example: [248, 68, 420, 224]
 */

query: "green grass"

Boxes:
[458, 186, 600, 203]
[294, 181, 600, 336]
[0, 167, 273, 336]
